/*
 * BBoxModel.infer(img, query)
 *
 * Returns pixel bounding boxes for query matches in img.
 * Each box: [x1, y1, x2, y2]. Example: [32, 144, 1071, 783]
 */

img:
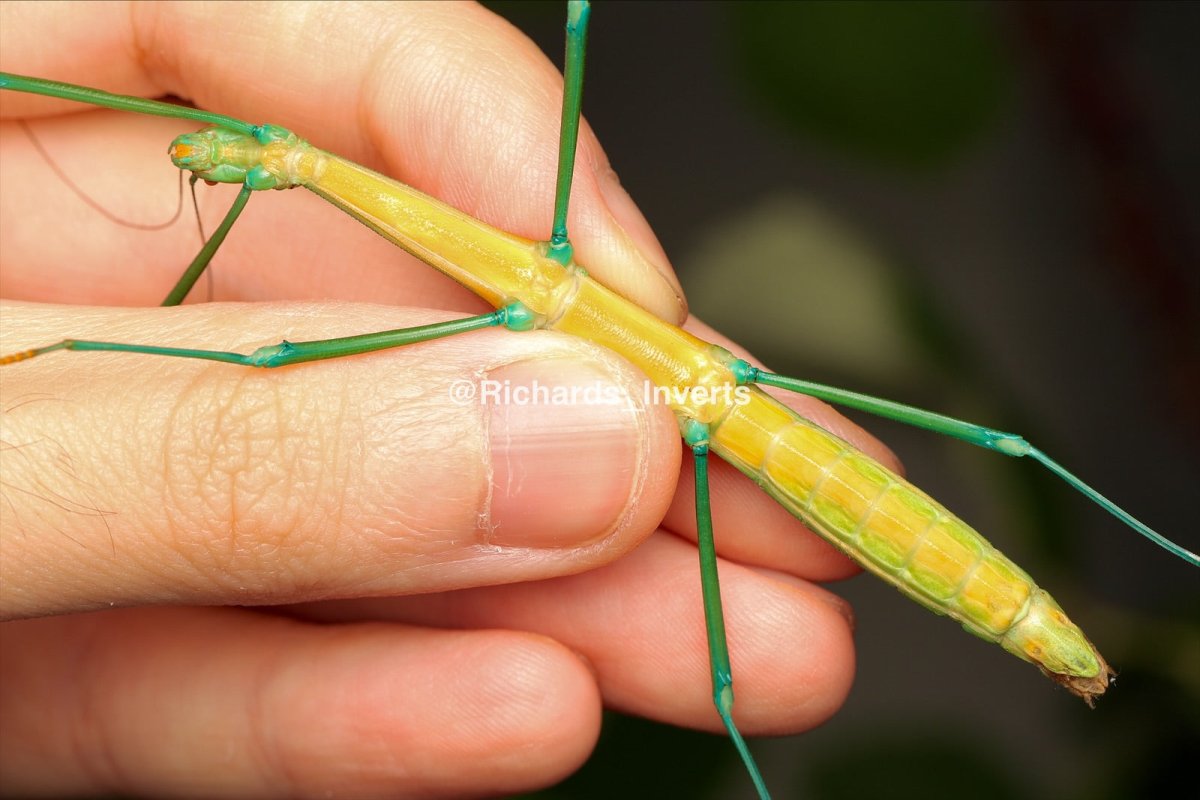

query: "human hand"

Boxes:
[1, 3, 892, 796]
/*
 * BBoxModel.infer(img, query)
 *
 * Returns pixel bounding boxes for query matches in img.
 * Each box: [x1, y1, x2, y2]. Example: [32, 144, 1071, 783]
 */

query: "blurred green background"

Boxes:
[489, 2, 1199, 799]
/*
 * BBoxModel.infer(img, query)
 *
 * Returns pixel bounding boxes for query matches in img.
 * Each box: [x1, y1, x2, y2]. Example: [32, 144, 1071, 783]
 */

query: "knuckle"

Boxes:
[159, 368, 355, 596]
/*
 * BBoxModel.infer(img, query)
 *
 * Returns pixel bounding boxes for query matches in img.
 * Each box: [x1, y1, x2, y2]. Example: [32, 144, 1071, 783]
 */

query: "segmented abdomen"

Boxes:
[713, 387, 1110, 701]
[716, 388, 1028, 635]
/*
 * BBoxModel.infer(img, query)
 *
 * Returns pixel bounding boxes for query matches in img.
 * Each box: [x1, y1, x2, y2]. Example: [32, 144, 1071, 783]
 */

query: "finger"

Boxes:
[0, 607, 600, 798]
[0, 111, 483, 310]
[659, 317, 903, 580]
[0, 301, 679, 619]
[0, 2, 686, 321]
[298, 532, 857, 736]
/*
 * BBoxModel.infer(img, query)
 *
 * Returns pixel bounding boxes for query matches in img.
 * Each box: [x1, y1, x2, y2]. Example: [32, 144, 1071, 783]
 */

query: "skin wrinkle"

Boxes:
[133, 364, 209, 594]
[475, 640, 566, 744]
[258, 376, 326, 582]
[264, 369, 311, 536]
[159, 363, 210, 579]
[372, 35, 448, 187]
[476, 83, 548, 224]
[207, 371, 254, 581]
[238, 372, 329, 589]
[443, 64, 527, 214]
[158, 361, 303, 594]
[416, 15, 536, 210]
[413, 30, 482, 183]
[320, 374, 356, 581]
[382, 387, 486, 555]
[369, 7, 568, 234]
[366, 468, 448, 552]
[323, 5, 459, 182]
[219, 373, 249, 570]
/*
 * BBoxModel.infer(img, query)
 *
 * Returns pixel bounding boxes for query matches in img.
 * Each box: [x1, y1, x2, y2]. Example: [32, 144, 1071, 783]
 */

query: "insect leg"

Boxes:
[738, 365, 1198, 567]
[683, 419, 771, 800]
[0, 304, 537, 368]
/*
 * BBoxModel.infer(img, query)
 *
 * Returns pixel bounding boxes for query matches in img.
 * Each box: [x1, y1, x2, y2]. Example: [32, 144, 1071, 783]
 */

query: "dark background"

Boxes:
[488, 3, 1199, 799]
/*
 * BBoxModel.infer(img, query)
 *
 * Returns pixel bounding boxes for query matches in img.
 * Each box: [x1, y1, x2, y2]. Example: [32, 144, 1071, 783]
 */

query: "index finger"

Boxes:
[0, 0, 686, 321]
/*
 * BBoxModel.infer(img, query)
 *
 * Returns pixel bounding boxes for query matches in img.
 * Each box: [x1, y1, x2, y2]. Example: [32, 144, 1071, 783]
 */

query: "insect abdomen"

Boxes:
[717, 388, 1027, 631]
[713, 388, 1110, 700]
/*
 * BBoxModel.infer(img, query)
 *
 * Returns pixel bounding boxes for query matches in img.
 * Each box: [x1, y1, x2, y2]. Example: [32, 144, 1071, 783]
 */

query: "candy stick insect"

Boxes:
[2, 2, 1197, 798]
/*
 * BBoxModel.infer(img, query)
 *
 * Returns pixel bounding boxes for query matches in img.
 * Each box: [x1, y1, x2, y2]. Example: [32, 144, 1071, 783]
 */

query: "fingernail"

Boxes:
[486, 358, 644, 548]
[595, 165, 688, 323]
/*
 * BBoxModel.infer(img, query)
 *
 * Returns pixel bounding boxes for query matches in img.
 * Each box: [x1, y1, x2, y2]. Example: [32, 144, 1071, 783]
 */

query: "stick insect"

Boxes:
[0, 1, 1195, 800]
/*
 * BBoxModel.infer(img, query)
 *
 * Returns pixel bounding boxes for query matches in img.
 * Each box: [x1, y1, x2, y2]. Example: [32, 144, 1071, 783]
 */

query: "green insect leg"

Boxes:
[547, 0, 591, 266]
[683, 420, 772, 800]
[1, 304, 538, 368]
[736, 364, 1198, 567]
[160, 184, 253, 306]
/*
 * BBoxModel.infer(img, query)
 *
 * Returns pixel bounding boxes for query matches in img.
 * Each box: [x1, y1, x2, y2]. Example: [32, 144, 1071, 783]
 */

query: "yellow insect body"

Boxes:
[249, 132, 1113, 701]
[715, 392, 1110, 700]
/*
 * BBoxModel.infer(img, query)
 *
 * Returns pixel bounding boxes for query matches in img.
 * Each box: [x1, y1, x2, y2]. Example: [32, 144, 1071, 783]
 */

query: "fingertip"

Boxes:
[0, 609, 605, 798]
[573, 152, 688, 324]
[268, 626, 604, 796]
[448, 632, 604, 787]
[739, 576, 857, 731]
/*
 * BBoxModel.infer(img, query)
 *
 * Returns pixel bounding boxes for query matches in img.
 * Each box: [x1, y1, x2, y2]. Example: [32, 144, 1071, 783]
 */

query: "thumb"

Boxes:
[0, 301, 679, 620]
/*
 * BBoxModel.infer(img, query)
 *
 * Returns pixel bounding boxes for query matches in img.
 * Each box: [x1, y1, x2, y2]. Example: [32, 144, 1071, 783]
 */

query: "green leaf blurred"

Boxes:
[728, 1, 1012, 168]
